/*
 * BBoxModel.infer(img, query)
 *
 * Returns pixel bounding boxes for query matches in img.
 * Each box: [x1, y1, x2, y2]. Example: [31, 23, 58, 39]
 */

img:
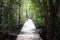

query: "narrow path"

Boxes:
[16, 19, 42, 40]
[16, 34, 42, 40]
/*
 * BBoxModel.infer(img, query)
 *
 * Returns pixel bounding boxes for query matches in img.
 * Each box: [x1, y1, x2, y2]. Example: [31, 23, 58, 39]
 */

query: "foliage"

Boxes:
[0, 0, 46, 33]
[20, 0, 45, 27]
[0, 0, 21, 32]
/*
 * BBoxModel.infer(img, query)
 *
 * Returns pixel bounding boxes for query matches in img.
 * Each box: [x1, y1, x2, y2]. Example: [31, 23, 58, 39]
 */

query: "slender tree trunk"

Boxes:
[18, 4, 20, 31]
[0, 0, 3, 30]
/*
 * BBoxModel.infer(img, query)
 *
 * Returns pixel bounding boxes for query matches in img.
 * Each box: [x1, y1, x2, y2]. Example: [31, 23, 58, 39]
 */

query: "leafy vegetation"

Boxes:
[0, 0, 60, 40]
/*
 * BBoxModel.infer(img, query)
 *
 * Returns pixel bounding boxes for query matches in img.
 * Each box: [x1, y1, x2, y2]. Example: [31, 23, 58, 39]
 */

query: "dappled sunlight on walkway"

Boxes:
[16, 19, 42, 40]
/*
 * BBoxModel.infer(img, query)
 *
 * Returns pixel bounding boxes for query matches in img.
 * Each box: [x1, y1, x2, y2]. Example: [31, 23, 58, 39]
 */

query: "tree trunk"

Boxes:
[43, 0, 60, 40]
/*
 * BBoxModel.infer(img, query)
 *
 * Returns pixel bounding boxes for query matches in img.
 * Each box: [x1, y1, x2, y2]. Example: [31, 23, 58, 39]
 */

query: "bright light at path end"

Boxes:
[21, 19, 36, 32]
